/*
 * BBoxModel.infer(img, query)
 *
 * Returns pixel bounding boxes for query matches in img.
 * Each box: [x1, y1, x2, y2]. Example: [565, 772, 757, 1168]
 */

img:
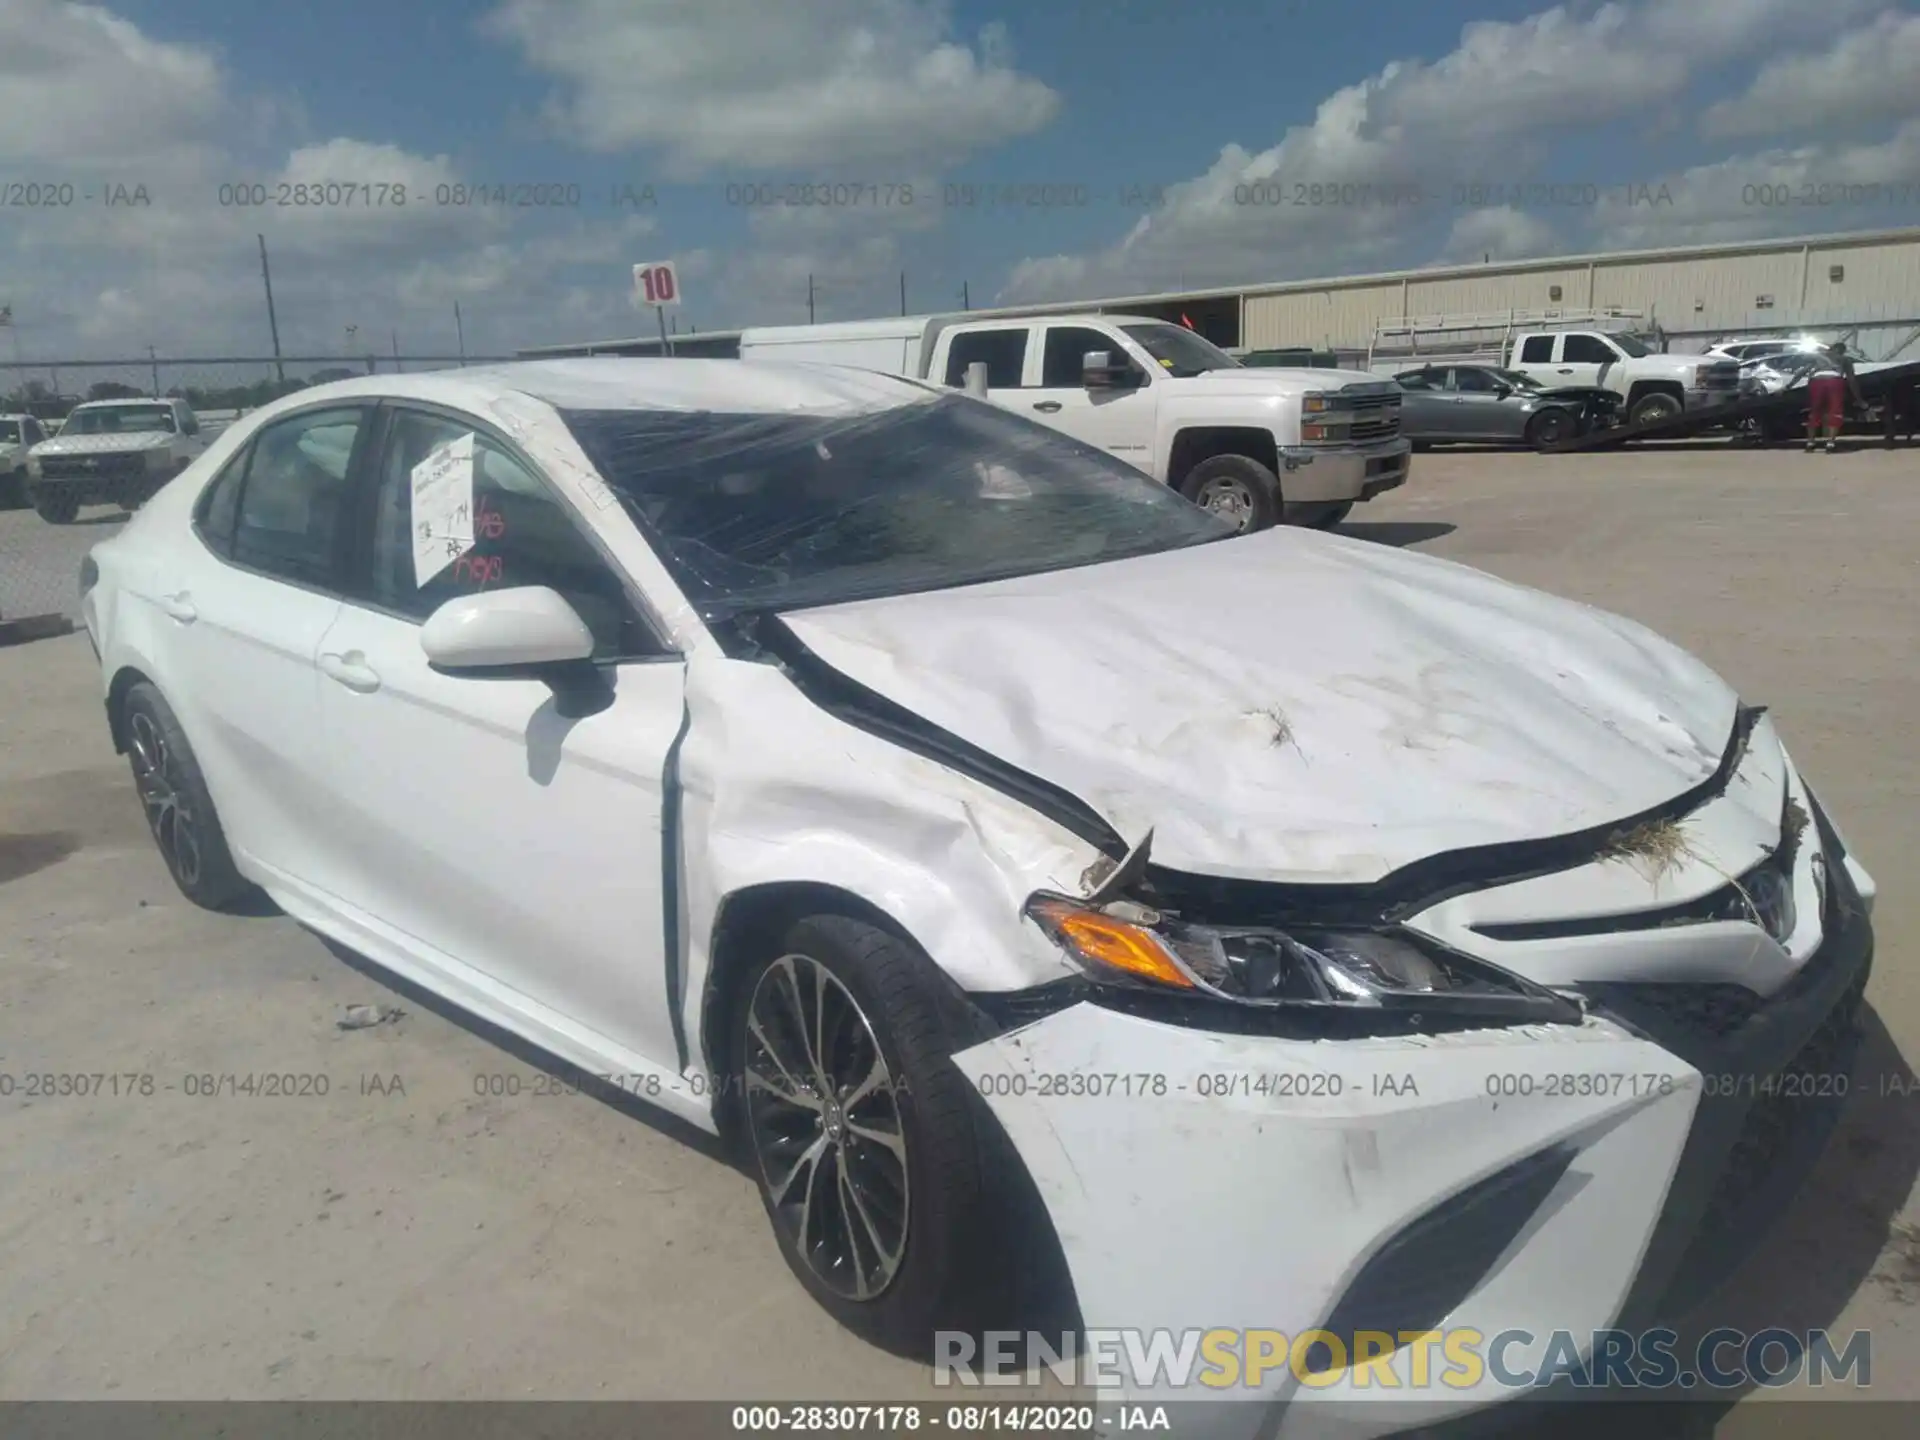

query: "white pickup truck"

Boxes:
[25, 396, 208, 524]
[739, 312, 1412, 531]
[1504, 330, 1741, 424]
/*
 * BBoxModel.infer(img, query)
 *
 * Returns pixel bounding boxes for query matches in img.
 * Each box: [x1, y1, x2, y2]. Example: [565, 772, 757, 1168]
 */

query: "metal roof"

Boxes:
[525, 224, 1920, 355]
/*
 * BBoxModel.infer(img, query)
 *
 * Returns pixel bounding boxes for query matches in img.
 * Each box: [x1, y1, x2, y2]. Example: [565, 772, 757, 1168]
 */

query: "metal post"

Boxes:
[257, 234, 285, 383]
[808, 274, 815, 324]
[964, 361, 990, 398]
[391, 330, 401, 372]
[962, 281, 970, 311]
[900, 272, 907, 316]
[454, 302, 467, 366]
[656, 304, 672, 357]
[148, 346, 160, 397]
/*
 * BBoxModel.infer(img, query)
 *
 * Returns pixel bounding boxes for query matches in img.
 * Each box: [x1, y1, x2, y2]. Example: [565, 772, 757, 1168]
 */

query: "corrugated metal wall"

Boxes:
[1241, 233, 1920, 356]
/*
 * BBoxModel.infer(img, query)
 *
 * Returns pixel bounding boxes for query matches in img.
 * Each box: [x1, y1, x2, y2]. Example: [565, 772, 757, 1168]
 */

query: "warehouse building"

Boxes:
[524, 224, 1920, 364]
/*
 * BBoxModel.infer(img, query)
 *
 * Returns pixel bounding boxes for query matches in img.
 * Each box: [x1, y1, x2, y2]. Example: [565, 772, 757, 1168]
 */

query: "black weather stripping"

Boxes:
[746, 614, 1130, 860]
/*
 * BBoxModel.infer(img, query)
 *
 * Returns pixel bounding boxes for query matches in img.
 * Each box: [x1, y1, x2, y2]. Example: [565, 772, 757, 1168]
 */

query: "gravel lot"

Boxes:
[2, 442, 1916, 1430]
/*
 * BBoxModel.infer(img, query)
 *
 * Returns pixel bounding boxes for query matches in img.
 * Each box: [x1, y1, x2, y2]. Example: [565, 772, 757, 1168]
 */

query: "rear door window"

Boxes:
[943, 328, 1030, 389]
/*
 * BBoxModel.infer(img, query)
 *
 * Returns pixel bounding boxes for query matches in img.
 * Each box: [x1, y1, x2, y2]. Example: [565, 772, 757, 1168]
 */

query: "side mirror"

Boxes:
[421, 585, 594, 672]
[1491, 383, 1512, 397]
[1082, 351, 1136, 389]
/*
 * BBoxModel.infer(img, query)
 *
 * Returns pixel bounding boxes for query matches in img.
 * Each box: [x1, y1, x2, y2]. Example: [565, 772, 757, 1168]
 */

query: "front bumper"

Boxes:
[952, 834, 1873, 1437]
[1278, 439, 1412, 503]
[28, 456, 163, 505]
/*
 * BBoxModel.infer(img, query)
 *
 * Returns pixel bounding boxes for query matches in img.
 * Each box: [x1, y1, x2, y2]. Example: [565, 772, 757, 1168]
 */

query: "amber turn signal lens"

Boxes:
[1028, 897, 1194, 990]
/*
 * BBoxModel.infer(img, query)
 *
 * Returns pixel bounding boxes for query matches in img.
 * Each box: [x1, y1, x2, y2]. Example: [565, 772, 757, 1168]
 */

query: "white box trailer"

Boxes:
[739, 316, 938, 374]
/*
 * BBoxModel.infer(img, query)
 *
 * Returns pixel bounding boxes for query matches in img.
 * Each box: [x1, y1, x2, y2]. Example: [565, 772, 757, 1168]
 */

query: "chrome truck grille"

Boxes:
[38, 451, 148, 480]
[1305, 383, 1402, 444]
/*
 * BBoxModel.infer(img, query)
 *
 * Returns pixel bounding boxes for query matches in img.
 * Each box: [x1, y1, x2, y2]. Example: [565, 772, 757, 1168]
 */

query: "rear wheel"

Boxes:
[1, 467, 27, 509]
[1525, 407, 1574, 451]
[1178, 454, 1281, 533]
[29, 486, 79, 524]
[734, 914, 1008, 1354]
[121, 682, 251, 909]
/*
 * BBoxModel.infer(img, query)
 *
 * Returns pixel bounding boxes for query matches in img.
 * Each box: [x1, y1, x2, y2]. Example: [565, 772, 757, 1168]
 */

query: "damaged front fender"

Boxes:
[672, 648, 1105, 1082]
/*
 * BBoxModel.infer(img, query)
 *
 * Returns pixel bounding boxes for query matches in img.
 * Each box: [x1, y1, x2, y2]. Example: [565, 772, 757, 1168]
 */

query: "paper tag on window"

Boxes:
[411, 433, 477, 587]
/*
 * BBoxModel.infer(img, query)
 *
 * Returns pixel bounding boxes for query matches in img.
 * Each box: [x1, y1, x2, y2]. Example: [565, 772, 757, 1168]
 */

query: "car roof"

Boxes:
[279, 358, 938, 418]
[70, 396, 171, 409]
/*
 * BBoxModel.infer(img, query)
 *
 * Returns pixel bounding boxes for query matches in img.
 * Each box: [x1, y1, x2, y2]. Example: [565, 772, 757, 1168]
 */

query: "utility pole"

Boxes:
[900, 271, 907, 316]
[148, 345, 160, 397]
[257, 234, 285, 384]
[807, 274, 815, 324]
[454, 301, 466, 366]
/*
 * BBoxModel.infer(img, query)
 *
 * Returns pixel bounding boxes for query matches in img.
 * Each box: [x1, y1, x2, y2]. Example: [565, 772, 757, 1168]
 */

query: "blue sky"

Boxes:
[6, 0, 1920, 360]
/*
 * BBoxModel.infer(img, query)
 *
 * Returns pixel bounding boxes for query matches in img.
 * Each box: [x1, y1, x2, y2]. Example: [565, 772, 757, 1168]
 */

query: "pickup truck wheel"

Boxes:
[1628, 392, 1683, 425]
[1179, 455, 1280, 533]
[0, 467, 28, 509]
[30, 486, 80, 525]
[735, 914, 1010, 1355]
[1525, 408, 1574, 451]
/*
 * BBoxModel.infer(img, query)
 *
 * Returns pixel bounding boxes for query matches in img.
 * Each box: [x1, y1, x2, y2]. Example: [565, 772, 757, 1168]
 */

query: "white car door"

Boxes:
[150, 404, 371, 890]
[312, 403, 686, 1069]
[1020, 323, 1158, 473]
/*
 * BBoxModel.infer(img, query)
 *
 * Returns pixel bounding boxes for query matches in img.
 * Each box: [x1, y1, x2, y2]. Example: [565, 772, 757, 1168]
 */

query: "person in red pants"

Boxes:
[1805, 341, 1864, 453]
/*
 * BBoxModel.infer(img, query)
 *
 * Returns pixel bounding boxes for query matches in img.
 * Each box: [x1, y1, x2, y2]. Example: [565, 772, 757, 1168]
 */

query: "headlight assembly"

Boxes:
[1024, 893, 1579, 1025]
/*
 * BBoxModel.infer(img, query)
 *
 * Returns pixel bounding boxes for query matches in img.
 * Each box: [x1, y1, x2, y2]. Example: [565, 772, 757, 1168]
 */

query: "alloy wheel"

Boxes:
[128, 710, 201, 887]
[744, 953, 910, 1301]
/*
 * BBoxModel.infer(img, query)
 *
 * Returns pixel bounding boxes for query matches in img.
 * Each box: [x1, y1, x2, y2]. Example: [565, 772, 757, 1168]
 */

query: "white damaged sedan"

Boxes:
[82, 361, 1875, 1428]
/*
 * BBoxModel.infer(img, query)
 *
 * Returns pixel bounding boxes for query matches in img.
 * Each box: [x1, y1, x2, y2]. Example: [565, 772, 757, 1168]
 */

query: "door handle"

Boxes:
[319, 652, 382, 693]
[1556, 367, 1574, 374]
[1032, 400, 1063, 413]
[159, 592, 197, 624]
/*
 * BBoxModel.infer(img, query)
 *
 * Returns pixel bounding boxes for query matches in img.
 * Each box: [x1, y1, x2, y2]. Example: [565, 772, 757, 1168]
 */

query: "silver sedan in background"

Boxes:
[1395, 364, 1622, 450]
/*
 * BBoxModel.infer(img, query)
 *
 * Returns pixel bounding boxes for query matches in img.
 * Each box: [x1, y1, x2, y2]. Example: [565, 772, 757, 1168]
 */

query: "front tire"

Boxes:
[30, 486, 79, 524]
[121, 682, 252, 909]
[734, 914, 1006, 1354]
[1628, 391, 1683, 425]
[1178, 454, 1281, 533]
[1525, 408, 1574, 451]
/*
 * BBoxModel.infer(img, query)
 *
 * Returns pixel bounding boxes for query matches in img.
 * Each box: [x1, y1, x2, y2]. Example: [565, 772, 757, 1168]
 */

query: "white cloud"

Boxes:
[480, 0, 1060, 175]
[1702, 10, 1920, 139]
[1592, 119, 1920, 251]
[0, 0, 225, 166]
[1439, 207, 1564, 264]
[996, 0, 1902, 304]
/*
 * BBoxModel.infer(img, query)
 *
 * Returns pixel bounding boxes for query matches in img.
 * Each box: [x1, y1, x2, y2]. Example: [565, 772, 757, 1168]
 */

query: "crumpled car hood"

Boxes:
[34, 432, 171, 455]
[779, 529, 1740, 884]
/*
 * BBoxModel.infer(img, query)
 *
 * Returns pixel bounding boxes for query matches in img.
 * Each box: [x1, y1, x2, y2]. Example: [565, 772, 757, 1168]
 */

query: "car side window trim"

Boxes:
[343, 398, 680, 663]
[191, 442, 252, 556]
[224, 402, 380, 596]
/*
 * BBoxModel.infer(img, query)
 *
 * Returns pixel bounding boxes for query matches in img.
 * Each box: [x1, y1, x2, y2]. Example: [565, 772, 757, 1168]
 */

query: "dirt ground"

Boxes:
[1, 441, 1916, 1431]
